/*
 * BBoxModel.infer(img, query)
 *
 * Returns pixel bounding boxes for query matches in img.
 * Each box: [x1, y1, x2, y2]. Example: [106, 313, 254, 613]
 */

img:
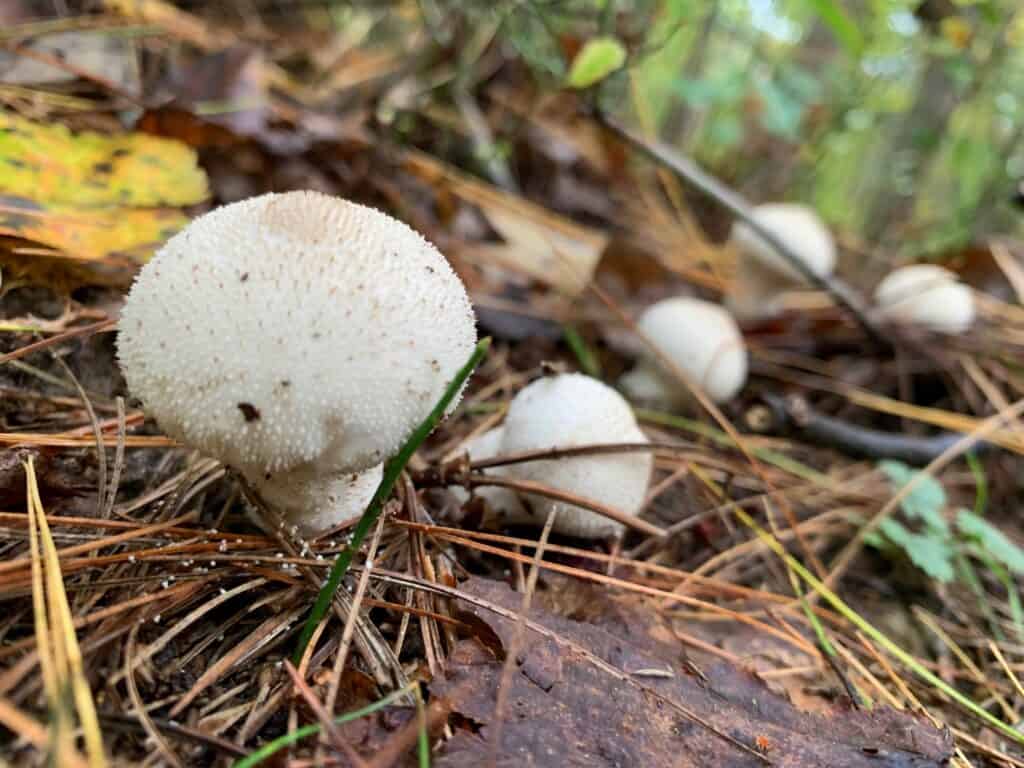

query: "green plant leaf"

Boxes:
[759, 78, 805, 140]
[805, 0, 864, 57]
[879, 518, 955, 583]
[878, 460, 948, 534]
[957, 509, 1024, 574]
[708, 113, 743, 148]
[233, 683, 417, 768]
[566, 36, 627, 89]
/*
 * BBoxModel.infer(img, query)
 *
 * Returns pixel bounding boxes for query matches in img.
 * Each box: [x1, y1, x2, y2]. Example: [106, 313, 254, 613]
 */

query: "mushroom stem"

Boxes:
[726, 255, 797, 321]
[252, 463, 384, 538]
[619, 363, 679, 408]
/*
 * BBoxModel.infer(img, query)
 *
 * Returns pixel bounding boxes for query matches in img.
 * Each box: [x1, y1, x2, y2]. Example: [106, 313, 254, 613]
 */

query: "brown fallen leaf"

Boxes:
[403, 150, 608, 297]
[432, 577, 952, 768]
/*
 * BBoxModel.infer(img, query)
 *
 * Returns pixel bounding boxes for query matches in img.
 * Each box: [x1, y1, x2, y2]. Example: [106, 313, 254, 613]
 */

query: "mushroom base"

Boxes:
[250, 462, 384, 538]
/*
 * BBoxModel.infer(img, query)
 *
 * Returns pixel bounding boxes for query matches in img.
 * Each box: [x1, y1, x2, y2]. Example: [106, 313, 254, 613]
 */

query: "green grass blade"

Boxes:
[292, 338, 491, 663]
[733, 506, 1024, 746]
[635, 408, 829, 484]
[805, 0, 864, 56]
[415, 680, 430, 767]
[562, 324, 602, 378]
[232, 684, 417, 768]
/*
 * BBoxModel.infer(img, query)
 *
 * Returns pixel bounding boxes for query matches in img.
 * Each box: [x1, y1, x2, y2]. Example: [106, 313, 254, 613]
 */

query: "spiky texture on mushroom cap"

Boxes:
[630, 297, 747, 404]
[874, 264, 975, 334]
[117, 191, 477, 480]
[729, 203, 836, 283]
[499, 373, 652, 539]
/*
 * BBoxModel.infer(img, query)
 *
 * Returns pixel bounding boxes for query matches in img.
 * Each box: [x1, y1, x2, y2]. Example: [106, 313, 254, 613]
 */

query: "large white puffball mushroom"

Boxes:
[117, 191, 477, 530]
[256, 463, 384, 538]
[450, 427, 529, 521]
[873, 264, 975, 334]
[499, 374, 652, 539]
[620, 297, 747, 406]
[726, 203, 836, 320]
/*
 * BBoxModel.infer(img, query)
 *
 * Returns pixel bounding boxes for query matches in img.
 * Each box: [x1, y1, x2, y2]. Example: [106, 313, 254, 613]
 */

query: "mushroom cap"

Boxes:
[499, 373, 652, 538]
[873, 264, 975, 334]
[632, 298, 747, 404]
[729, 203, 836, 283]
[117, 191, 477, 479]
[257, 462, 384, 538]
[451, 426, 528, 520]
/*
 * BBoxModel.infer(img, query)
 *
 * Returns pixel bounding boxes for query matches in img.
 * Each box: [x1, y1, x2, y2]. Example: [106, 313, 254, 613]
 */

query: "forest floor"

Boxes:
[3, 3, 1024, 767]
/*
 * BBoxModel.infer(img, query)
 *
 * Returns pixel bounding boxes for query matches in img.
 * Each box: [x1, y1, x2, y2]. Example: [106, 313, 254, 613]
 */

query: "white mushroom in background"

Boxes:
[726, 202, 836, 320]
[449, 426, 529, 521]
[620, 297, 747, 406]
[117, 190, 477, 535]
[873, 264, 975, 334]
[498, 373, 652, 539]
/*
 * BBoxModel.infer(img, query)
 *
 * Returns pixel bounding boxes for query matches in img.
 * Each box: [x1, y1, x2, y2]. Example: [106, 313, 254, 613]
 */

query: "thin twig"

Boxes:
[125, 625, 185, 768]
[469, 474, 666, 538]
[283, 661, 368, 768]
[596, 112, 886, 347]
[324, 515, 386, 717]
[50, 352, 106, 517]
[0, 318, 116, 365]
[487, 507, 556, 767]
[102, 397, 127, 518]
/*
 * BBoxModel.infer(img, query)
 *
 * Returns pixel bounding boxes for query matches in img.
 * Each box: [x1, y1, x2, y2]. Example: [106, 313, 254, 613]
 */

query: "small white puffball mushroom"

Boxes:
[873, 264, 975, 334]
[726, 203, 836, 320]
[256, 463, 384, 537]
[620, 297, 747, 406]
[450, 427, 529, 521]
[499, 373, 653, 539]
[117, 190, 477, 530]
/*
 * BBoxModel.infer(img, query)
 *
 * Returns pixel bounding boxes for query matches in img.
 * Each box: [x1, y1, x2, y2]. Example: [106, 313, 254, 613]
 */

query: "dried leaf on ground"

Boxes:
[0, 199, 189, 264]
[432, 577, 952, 767]
[0, 111, 207, 264]
[0, 112, 207, 208]
[0, 30, 140, 91]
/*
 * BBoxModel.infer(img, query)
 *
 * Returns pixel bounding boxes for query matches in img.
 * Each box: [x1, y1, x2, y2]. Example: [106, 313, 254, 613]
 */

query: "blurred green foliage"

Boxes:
[451, 0, 1024, 259]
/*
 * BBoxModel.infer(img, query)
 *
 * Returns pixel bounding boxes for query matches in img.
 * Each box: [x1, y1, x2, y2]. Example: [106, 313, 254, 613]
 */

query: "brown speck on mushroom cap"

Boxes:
[116, 190, 478, 490]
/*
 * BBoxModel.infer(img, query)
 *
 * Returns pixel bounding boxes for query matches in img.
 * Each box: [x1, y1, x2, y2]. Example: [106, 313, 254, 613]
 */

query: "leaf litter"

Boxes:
[1, 2, 1024, 767]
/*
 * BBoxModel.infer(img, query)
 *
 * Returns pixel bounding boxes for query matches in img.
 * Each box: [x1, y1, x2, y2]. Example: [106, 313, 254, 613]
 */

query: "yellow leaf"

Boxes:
[0, 111, 207, 208]
[940, 17, 972, 50]
[0, 110, 207, 266]
[0, 197, 190, 263]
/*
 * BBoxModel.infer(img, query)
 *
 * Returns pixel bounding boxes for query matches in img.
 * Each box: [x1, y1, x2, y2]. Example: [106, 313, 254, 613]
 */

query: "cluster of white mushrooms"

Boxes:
[619, 202, 977, 410]
[117, 190, 977, 543]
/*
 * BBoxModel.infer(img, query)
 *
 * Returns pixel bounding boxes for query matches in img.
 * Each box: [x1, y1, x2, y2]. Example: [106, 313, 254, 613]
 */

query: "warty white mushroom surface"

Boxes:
[499, 373, 653, 539]
[117, 190, 477, 524]
[620, 297, 747, 406]
[873, 264, 975, 334]
[726, 202, 836, 320]
[449, 426, 529, 521]
[257, 463, 384, 538]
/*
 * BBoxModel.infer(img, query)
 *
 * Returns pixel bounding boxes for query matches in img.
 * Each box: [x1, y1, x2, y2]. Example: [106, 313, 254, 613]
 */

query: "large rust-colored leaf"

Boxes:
[433, 578, 952, 768]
